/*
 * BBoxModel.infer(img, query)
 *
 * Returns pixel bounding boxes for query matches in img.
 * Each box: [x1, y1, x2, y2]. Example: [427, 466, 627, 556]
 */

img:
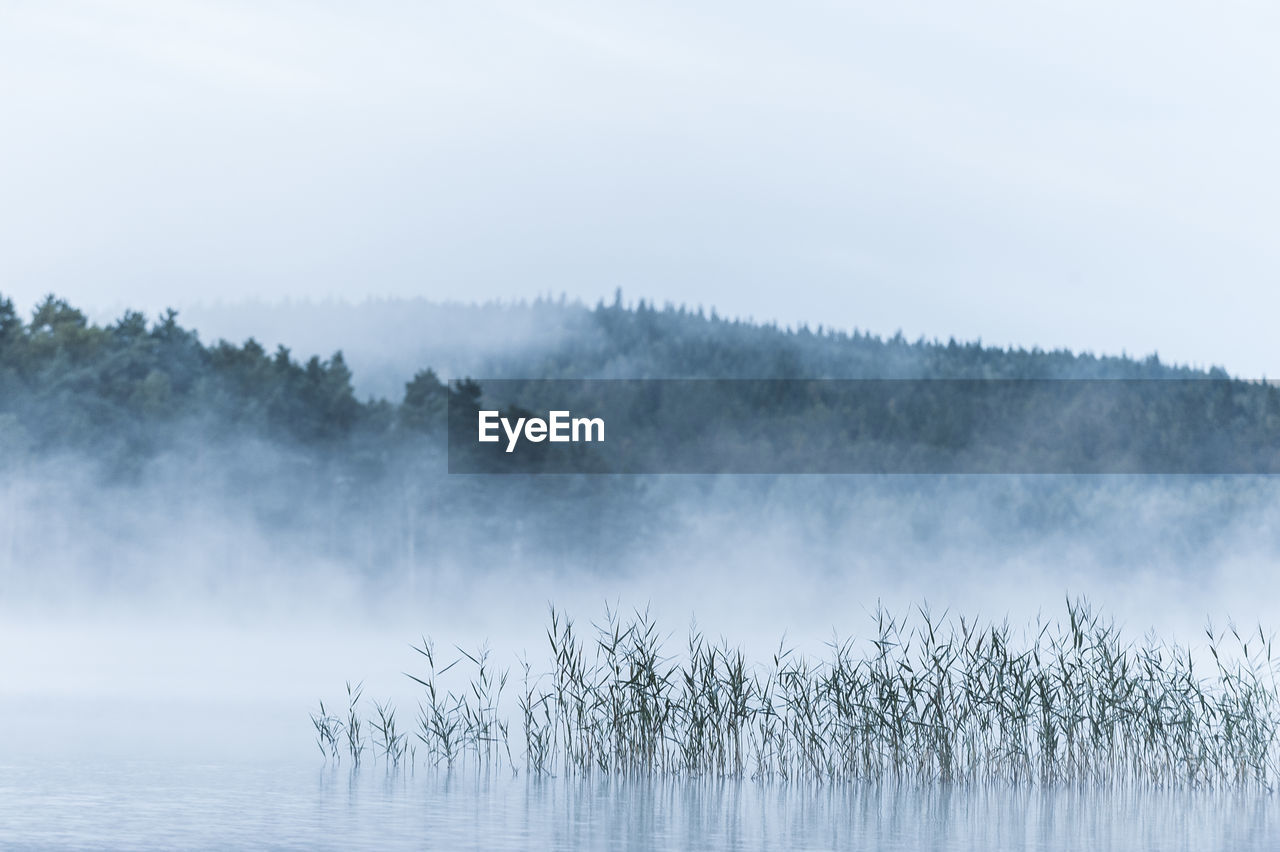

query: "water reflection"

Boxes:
[1, 762, 1276, 850]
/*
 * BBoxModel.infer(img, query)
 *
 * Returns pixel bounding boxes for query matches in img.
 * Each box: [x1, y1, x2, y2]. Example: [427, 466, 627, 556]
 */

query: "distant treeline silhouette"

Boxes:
[0, 291, 1254, 475]
[4, 292, 1278, 571]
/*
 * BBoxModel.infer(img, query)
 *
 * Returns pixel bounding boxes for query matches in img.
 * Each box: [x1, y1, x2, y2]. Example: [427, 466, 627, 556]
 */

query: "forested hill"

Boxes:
[184, 293, 1222, 395]
[0, 292, 1241, 473]
[2, 292, 1271, 567]
[457, 295, 1221, 382]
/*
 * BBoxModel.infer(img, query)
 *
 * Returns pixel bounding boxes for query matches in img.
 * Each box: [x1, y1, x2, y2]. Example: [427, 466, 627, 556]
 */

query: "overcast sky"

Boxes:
[2, 1, 1279, 375]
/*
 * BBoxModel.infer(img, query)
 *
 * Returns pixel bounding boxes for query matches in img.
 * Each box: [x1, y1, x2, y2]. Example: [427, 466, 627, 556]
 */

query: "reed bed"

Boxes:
[313, 600, 1280, 787]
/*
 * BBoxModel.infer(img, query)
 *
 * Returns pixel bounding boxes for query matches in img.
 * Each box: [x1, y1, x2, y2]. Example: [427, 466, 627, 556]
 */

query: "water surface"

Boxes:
[2, 761, 1275, 850]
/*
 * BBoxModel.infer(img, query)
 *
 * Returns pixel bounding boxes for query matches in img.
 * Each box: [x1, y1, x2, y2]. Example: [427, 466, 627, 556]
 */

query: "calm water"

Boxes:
[1, 762, 1276, 850]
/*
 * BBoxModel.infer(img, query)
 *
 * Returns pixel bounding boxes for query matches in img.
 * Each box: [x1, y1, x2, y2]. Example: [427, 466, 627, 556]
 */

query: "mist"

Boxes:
[8, 431, 1280, 768]
[3, 293, 1279, 831]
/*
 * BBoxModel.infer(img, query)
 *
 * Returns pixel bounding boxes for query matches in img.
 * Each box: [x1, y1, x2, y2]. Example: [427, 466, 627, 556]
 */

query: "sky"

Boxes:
[2, 1, 1280, 376]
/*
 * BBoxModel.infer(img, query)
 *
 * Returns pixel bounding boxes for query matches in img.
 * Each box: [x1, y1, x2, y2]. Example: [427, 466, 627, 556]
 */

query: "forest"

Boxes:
[3, 292, 1278, 574]
[0, 291, 1259, 468]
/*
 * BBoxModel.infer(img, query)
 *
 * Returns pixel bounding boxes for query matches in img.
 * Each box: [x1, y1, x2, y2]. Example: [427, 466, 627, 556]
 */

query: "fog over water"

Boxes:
[7, 454, 1280, 766]
[5, 301, 1280, 849]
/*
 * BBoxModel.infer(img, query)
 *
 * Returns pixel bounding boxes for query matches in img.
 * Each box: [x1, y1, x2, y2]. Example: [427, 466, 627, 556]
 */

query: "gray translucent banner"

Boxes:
[446, 379, 1280, 474]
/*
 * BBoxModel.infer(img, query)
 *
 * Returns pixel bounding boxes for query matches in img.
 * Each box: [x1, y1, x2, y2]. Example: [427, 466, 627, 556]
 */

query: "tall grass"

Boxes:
[314, 599, 1280, 787]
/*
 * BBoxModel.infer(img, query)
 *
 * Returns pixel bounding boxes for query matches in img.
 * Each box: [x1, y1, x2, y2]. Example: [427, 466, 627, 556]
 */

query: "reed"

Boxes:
[316, 599, 1280, 787]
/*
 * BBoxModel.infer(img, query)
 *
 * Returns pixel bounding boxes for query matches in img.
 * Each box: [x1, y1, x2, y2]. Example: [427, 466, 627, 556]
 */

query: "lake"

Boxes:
[2, 761, 1276, 850]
